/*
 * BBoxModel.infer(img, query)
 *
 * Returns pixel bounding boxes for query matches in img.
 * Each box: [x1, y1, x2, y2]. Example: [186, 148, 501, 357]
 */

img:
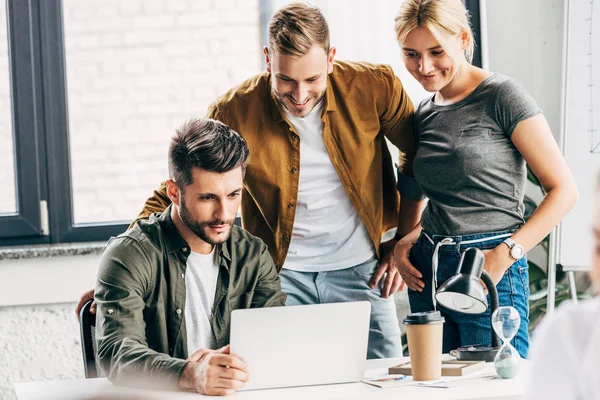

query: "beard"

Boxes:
[179, 198, 233, 246]
[273, 88, 326, 118]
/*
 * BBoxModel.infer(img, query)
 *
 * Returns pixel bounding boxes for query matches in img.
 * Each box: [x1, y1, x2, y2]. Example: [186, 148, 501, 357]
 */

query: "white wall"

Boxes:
[485, 0, 565, 270]
[0, 304, 82, 400]
[485, 0, 564, 140]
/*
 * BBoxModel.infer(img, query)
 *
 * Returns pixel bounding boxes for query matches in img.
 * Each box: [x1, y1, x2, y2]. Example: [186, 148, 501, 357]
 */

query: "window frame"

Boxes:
[0, 0, 47, 245]
[39, 0, 128, 243]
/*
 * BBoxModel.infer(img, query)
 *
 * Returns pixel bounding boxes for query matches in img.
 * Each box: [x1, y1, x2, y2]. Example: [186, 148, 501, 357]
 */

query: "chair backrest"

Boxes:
[79, 300, 100, 378]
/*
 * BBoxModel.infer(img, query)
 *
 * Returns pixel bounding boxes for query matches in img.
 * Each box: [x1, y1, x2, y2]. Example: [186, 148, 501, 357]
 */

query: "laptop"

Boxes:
[230, 301, 371, 391]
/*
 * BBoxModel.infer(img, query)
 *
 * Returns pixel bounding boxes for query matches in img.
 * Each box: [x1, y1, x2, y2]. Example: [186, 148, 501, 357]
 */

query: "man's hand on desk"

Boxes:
[179, 345, 248, 396]
[75, 288, 96, 321]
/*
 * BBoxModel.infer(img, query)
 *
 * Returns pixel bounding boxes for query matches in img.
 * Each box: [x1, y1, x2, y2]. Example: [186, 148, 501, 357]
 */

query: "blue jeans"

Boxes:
[279, 256, 402, 359]
[408, 230, 530, 358]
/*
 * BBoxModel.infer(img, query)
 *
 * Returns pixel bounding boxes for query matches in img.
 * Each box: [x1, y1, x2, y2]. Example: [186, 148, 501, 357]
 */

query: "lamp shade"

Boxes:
[435, 247, 488, 314]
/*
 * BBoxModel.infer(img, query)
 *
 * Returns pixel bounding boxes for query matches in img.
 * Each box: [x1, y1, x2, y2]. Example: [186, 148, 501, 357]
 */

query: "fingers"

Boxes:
[205, 388, 235, 396]
[403, 274, 425, 292]
[202, 376, 242, 396]
[369, 262, 388, 289]
[74, 288, 95, 321]
[397, 260, 425, 292]
[208, 353, 248, 372]
[187, 348, 210, 362]
[381, 268, 395, 298]
[90, 301, 97, 314]
[399, 280, 407, 292]
[203, 376, 245, 395]
[389, 271, 403, 294]
[215, 366, 249, 382]
[200, 355, 248, 396]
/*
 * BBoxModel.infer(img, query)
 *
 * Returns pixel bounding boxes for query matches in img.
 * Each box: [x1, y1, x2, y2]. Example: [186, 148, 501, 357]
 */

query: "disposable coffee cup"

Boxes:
[403, 311, 445, 381]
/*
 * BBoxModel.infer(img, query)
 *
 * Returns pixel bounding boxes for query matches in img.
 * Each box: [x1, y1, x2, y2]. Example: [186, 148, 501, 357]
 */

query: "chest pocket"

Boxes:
[454, 129, 490, 159]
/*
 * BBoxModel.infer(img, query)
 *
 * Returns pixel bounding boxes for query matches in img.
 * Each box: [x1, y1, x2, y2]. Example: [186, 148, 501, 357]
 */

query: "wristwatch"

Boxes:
[503, 238, 524, 260]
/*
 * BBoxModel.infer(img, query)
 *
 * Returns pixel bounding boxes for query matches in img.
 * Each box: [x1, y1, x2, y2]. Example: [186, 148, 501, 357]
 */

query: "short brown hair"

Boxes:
[268, 2, 330, 57]
[168, 118, 249, 189]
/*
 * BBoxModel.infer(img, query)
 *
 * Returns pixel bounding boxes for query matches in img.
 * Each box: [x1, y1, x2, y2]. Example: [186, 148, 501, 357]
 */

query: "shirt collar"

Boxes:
[158, 205, 189, 255]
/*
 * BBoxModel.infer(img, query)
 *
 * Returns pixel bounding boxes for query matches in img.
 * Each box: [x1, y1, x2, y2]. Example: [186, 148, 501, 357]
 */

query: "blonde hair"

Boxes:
[394, 0, 475, 64]
[268, 2, 330, 57]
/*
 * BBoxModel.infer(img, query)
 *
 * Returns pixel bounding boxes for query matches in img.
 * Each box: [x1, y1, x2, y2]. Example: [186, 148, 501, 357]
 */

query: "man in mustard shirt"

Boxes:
[79, 2, 423, 359]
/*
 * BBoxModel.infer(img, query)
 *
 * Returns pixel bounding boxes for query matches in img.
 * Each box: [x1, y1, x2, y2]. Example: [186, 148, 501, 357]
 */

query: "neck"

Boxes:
[170, 206, 213, 254]
[436, 63, 480, 105]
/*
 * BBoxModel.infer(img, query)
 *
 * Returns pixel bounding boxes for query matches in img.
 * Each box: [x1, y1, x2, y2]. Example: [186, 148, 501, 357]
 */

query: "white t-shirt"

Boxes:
[283, 100, 375, 272]
[185, 247, 220, 355]
[529, 297, 600, 400]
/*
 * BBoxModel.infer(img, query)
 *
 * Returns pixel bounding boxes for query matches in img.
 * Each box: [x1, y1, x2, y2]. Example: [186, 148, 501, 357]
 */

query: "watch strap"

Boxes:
[503, 238, 516, 249]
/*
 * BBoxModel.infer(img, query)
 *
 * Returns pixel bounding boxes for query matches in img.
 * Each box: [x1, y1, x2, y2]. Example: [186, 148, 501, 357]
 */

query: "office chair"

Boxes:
[79, 299, 101, 378]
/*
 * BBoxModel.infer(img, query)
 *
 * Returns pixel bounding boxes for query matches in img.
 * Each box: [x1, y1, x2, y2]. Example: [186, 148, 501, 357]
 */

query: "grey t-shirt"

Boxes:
[413, 73, 541, 235]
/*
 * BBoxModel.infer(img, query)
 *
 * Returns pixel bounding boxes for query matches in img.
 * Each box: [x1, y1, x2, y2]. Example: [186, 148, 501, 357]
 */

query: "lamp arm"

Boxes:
[481, 270, 500, 348]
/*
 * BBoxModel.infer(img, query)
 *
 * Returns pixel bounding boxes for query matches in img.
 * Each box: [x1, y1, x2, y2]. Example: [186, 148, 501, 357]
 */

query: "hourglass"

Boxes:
[491, 306, 521, 379]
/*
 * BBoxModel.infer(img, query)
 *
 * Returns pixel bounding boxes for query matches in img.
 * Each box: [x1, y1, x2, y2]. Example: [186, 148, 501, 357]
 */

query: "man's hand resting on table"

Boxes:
[179, 345, 248, 396]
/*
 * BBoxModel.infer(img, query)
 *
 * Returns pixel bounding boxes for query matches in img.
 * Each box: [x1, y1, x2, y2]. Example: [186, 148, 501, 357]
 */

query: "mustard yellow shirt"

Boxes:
[135, 61, 416, 269]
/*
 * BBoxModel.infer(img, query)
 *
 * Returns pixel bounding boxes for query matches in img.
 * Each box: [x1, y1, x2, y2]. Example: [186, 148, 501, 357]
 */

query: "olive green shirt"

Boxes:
[95, 206, 286, 389]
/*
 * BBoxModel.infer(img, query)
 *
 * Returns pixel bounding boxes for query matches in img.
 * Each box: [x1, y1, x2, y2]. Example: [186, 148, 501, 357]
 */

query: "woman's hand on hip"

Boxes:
[393, 241, 424, 292]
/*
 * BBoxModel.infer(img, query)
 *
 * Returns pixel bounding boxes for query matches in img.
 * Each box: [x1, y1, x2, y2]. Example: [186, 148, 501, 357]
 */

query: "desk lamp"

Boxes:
[435, 247, 500, 362]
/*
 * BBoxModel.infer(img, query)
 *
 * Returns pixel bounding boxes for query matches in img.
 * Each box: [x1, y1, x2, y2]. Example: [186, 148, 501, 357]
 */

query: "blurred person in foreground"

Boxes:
[528, 175, 600, 399]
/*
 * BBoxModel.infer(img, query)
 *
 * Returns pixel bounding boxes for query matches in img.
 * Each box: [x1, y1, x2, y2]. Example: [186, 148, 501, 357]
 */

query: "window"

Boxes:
[62, 0, 262, 225]
[0, 0, 263, 245]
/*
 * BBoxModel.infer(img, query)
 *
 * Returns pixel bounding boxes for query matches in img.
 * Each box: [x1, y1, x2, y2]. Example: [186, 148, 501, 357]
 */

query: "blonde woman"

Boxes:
[393, 0, 578, 357]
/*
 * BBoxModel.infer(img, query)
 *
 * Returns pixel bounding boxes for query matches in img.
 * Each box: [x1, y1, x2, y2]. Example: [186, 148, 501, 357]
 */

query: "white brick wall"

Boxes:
[64, 0, 262, 224]
[0, 304, 83, 400]
[0, 0, 262, 223]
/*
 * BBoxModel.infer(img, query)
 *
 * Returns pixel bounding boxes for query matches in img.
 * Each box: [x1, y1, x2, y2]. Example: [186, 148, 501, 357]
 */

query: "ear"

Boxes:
[166, 179, 181, 206]
[327, 46, 336, 74]
[460, 30, 470, 50]
[263, 47, 272, 73]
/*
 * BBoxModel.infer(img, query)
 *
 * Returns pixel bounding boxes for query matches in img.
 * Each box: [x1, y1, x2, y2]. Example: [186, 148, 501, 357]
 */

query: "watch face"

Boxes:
[510, 245, 524, 260]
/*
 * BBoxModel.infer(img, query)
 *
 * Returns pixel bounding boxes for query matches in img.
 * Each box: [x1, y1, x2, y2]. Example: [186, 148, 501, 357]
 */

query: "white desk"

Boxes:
[15, 357, 528, 400]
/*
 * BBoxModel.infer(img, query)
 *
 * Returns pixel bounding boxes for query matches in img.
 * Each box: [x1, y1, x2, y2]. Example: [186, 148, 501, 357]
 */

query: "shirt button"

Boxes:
[291, 167, 298, 173]
[181, 273, 185, 279]
[292, 134, 299, 140]
[182, 247, 188, 252]
[107, 309, 114, 315]
[284, 235, 290, 241]
[288, 203, 294, 209]
[176, 309, 182, 315]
